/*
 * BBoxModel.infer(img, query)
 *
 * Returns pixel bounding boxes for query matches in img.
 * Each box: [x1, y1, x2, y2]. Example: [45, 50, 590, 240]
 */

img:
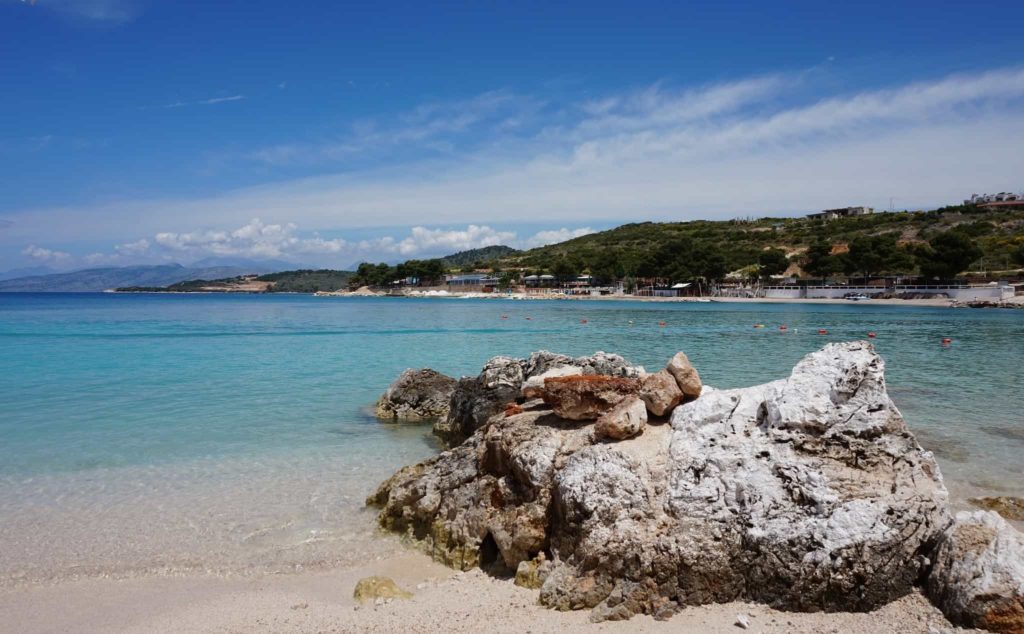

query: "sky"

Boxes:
[1, 0, 1023, 271]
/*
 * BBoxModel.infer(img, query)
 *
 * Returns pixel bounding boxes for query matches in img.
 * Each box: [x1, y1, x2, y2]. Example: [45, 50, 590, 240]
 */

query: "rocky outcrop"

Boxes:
[522, 366, 583, 399]
[375, 368, 457, 421]
[594, 396, 647, 440]
[433, 351, 643, 447]
[370, 342, 984, 624]
[926, 511, 1024, 632]
[540, 375, 641, 420]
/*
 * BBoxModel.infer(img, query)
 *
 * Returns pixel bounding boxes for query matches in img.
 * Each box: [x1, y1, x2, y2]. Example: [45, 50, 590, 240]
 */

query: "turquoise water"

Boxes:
[1, 293, 1022, 583]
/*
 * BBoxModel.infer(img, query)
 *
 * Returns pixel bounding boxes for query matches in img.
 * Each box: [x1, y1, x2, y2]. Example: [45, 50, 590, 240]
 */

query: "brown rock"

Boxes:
[970, 496, 1024, 521]
[504, 402, 524, 417]
[638, 370, 683, 416]
[666, 352, 702, 398]
[539, 375, 640, 420]
[594, 396, 647, 440]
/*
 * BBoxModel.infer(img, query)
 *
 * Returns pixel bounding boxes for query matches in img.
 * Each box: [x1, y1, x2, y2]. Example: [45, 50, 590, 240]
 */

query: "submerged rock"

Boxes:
[926, 511, 1024, 632]
[375, 368, 457, 421]
[370, 342, 961, 622]
[353, 576, 413, 602]
[970, 497, 1024, 522]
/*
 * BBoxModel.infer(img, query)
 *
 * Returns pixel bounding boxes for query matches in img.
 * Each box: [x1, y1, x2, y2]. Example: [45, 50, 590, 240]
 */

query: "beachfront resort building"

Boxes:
[445, 273, 499, 289]
[806, 206, 875, 221]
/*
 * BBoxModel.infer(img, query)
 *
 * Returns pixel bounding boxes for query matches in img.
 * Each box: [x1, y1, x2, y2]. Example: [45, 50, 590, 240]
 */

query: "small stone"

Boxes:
[666, 351, 702, 398]
[638, 370, 683, 416]
[594, 396, 647, 440]
[353, 576, 413, 603]
[735, 613, 751, 629]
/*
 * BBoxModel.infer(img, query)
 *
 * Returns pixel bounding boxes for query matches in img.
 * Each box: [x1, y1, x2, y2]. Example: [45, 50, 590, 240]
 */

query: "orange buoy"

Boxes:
[942, 337, 952, 345]
[867, 332, 877, 338]
[779, 325, 788, 331]
[818, 329, 828, 335]
[658, 321, 667, 327]
[580, 319, 588, 324]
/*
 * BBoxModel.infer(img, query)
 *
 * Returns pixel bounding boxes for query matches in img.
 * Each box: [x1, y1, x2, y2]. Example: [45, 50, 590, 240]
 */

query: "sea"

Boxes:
[1, 293, 1021, 586]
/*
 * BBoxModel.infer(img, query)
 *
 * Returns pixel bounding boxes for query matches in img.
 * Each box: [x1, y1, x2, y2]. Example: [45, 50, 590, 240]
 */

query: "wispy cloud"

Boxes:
[23, 220, 592, 267]
[148, 95, 246, 110]
[32, 0, 143, 25]
[6, 65, 1024, 264]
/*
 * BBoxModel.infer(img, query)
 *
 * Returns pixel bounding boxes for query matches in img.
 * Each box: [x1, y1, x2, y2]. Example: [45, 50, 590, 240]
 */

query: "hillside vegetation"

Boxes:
[496, 205, 1024, 281]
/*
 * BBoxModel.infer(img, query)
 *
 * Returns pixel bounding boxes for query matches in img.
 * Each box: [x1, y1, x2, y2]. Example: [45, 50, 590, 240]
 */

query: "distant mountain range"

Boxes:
[0, 262, 286, 292]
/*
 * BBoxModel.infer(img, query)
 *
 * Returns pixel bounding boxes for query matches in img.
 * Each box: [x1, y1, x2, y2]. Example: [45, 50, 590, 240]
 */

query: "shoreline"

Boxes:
[0, 552, 975, 633]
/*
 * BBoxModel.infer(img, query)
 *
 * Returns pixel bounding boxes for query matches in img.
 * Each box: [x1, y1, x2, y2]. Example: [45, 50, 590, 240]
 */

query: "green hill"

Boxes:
[441, 245, 519, 268]
[496, 205, 1024, 281]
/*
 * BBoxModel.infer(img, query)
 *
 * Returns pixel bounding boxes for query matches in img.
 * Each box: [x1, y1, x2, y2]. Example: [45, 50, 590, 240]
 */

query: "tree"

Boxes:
[552, 258, 576, 282]
[1012, 243, 1024, 268]
[757, 248, 789, 280]
[803, 242, 839, 278]
[844, 235, 914, 279]
[916, 231, 983, 280]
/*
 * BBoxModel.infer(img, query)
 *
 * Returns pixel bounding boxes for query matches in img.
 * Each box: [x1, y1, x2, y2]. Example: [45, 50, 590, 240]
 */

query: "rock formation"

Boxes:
[369, 342, 1024, 632]
[375, 368, 457, 421]
[435, 351, 643, 446]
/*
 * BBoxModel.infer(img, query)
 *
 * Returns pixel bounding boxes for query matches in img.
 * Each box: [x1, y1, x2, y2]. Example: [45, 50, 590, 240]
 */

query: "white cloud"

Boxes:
[22, 244, 71, 262]
[5, 65, 1024, 253]
[148, 95, 246, 110]
[389, 225, 517, 256]
[525, 227, 595, 248]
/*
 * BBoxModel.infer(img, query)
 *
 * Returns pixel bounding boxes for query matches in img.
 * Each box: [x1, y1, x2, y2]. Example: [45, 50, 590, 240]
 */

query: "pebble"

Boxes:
[735, 613, 751, 629]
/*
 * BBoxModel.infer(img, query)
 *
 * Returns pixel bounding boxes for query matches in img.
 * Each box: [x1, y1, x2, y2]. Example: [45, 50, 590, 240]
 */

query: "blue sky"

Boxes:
[1, 0, 1023, 271]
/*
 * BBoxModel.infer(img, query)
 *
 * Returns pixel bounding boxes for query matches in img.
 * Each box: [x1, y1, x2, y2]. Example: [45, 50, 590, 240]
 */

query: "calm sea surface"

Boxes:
[1, 293, 1021, 584]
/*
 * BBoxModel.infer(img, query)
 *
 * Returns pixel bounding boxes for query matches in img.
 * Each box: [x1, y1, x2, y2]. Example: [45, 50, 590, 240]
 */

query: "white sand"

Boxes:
[0, 551, 978, 633]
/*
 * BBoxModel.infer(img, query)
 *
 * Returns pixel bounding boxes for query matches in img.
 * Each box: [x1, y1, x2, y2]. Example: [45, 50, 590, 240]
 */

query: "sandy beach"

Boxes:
[0, 551, 979, 634]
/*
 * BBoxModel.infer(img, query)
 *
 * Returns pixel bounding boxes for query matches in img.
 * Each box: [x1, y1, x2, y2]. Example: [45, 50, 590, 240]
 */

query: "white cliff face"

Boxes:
[370, 343, 1021, 631]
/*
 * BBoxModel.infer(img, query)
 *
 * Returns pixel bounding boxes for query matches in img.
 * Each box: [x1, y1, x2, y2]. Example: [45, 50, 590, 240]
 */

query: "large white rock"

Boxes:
[371, 342, 953, 622]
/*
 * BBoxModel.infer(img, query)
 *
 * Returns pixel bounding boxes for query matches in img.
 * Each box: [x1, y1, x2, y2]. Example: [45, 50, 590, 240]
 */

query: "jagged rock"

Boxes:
[353, 576, 413, 602]
[666, 351, 702, 398]
[432, 351, 643, 447]
[522, 366, 583, 399]
[969, 497, 1024, 521]
[371, 342, 957, 623]
[594, 396, 647, 440]
[539, 375, 641, 420]
[638, 370, 683, 416]
[375, 368, 457, 421]
[926, 511, 1024, 632]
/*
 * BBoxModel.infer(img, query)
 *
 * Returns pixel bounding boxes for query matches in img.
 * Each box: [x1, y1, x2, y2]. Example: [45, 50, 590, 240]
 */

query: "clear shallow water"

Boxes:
[1, 293, 1022, 584]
